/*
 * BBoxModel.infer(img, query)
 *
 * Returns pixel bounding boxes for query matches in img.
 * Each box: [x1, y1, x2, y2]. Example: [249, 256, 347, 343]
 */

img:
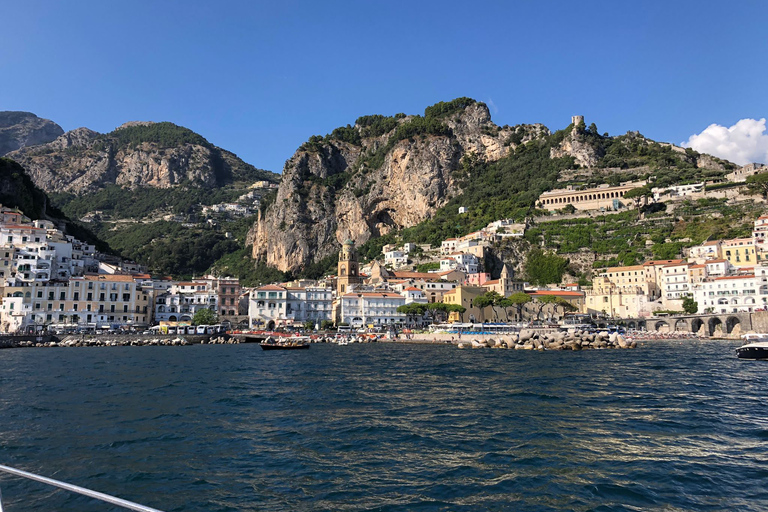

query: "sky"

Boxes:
[2, 0, 767, 172]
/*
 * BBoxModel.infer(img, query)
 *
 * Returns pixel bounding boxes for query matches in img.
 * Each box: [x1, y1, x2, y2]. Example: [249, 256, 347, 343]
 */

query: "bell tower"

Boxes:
[337, 239, 361, 296]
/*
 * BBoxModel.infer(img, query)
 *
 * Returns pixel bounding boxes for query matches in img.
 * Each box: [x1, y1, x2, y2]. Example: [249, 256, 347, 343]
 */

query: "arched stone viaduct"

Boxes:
[616, 312, 754, 337]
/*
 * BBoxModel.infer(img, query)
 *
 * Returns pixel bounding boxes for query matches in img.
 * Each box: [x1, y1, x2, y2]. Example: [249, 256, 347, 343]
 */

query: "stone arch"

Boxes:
[655, 320, 670, 332]
[674, 318, 688, 332]
[726, 316, 740, 334]
[627, 321, 637, 329]
[691, 318, 704, 334]
[169, 315, 177, 322]
[708, 317, 723, 336]
[637, 320, 647, 331]
[267, 320, 275, 331]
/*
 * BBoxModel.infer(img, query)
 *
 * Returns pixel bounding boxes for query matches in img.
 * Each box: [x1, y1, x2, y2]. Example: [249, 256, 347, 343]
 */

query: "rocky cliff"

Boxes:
[8, 121, 278, 193]
[249, 99, 547, 272]
[0, 111, 64, 156]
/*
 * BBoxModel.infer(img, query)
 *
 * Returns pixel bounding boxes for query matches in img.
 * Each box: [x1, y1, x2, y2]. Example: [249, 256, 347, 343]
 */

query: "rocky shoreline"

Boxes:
[457, 329, 637, 350]
[0, 335, 237, 349]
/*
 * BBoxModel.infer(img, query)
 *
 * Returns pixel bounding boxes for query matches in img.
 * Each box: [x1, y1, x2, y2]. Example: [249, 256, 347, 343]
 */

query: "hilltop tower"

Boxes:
[571, 115, 584, 126]
[337, 239, 361, 295]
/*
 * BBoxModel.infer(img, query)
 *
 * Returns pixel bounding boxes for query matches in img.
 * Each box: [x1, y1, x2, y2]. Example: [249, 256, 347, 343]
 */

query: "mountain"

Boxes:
[5, 119, 280, 279]
[0, 158, 105, 250]
[249, 99, 743, 275]
[8, 121, 279, 193]
[249, 98, 547, 272]
[0, 111, 64, 156]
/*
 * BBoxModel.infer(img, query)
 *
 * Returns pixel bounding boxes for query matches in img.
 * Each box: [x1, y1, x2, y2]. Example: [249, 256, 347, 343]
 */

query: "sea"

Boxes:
[0, 339, 767, 512]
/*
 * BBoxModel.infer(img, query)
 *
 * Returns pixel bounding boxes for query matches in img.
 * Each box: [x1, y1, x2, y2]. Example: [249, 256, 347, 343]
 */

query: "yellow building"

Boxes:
[442, 286, 495, 323]
[721, 238, 756, 268]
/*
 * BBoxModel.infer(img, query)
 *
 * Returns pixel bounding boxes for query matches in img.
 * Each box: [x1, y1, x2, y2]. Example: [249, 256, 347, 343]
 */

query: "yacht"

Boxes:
[736, 334, 768, 360]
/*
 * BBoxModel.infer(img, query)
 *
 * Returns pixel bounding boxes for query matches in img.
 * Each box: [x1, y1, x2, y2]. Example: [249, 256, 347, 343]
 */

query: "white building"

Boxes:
[662, 261, 690, 308]
[248, 285, 333, 329]
[686, 241, 722, 263]
[652, 182, 704, 201]
[285, 287, 333, 326]
[402, 287, 428, 304]
[754, 215, 768, 258]
[155, 280, 218, 324]
[693, 274, 759, 314]
[402, 243, 417, 254]
[384, 250, 408, 268]
[440, 252, 479, 274]
[339, 292, 406, 327]
[440, 238, 458, 255]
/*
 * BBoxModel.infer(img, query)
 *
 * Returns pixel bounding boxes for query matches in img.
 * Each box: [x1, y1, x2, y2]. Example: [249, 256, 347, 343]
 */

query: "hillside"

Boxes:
[5, 120, 282, 278]
[0, 111, 63, 156]
[0, 158, 106, 250]
[9, 121, 279, 193]
[249, 98, 741, 276]
[249, 98, 548, 272]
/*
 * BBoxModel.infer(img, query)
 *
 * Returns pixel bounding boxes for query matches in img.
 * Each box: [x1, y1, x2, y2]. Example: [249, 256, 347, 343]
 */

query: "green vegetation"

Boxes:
[193, 308, 218, 326]
[416, 262, 440, 272]
[356, 116, 453, 171]
[424, 97, 478, 118]
[0, 158, 108, 251]
[397, 302, 466, 323]
[682, 296, 698, 315]
[0, 158, 48, 219]
[356, 115, 399, 138]
[50, 184, 250, 220]
[746, 172, 768, 199]
[98, 122, 209, 151]
[398, 135, 576, 246]
[524, 248, 569, 286]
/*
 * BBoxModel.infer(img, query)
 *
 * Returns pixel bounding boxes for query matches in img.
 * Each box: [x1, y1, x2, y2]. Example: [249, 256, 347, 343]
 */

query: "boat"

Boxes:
[259, 336, 310, 350]
[736, 334, 768, 360]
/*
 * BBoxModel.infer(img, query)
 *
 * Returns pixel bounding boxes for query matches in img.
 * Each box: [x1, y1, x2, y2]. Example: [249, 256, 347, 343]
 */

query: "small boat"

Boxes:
[736, 334, 768, 360]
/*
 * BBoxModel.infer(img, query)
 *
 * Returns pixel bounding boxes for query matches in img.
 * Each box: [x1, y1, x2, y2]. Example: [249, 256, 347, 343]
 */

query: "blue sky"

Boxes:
[2, 1, 766, 171]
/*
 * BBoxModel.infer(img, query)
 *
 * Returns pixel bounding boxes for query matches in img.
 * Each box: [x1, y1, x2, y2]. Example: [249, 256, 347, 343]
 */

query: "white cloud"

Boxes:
[682, 118, 768, 165]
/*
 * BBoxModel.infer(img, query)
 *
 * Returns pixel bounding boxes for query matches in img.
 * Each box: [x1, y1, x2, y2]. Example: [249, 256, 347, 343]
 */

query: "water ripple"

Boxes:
[1, 341, 767, 510]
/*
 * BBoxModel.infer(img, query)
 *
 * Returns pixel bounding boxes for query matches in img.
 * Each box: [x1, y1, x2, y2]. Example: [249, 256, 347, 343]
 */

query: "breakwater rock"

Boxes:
[1, 334, 240, 348]
[457, 330, 637, 350]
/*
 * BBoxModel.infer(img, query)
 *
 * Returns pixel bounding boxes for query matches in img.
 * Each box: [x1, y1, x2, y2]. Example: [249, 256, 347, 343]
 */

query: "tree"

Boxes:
[193, 308, 218, 326]
[524, 249, 569, 286]
[746, 172, 768, 199]
[507, 292, 532, 321]
[533, 294, 560, 321]
[472, 291, 503, 321]
[682, 296, 698, 314]
[552, 297, 578, 320]
[304, 320, 315, 331]
[397, 303, 426, 326]
[623, 185, 653, 217]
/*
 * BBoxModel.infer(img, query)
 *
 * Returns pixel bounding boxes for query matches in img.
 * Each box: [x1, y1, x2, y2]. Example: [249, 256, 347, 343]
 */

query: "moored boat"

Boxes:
[736, 334, 768, 359]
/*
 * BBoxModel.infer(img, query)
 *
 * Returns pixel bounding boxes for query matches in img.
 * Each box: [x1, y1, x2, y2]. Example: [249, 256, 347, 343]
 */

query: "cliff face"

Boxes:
[249, 101, 547, 272]
[0, 111, 64, 156]
[8, 122, 278, 193]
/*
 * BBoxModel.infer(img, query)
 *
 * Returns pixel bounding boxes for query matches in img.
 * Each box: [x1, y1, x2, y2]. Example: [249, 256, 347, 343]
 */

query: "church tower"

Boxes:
[337, 239, 361, 295]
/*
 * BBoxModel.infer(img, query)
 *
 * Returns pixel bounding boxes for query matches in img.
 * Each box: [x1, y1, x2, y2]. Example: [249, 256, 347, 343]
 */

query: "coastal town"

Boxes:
[2, 161, 768, 339]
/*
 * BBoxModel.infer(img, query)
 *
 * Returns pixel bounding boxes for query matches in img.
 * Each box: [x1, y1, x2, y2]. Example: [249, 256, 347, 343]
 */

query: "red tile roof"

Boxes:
[529, 290, 585, 297]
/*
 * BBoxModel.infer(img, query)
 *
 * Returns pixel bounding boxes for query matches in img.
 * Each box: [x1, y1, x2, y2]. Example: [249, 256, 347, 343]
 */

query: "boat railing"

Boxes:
[0, 464, 163, 512]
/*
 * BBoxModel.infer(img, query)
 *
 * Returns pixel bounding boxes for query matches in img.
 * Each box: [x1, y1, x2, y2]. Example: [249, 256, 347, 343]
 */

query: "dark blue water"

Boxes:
[0, 340, 766, 511]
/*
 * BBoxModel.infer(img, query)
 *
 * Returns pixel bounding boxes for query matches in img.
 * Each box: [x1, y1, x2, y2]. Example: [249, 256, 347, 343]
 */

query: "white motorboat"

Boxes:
[736, 334, 768, 360]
